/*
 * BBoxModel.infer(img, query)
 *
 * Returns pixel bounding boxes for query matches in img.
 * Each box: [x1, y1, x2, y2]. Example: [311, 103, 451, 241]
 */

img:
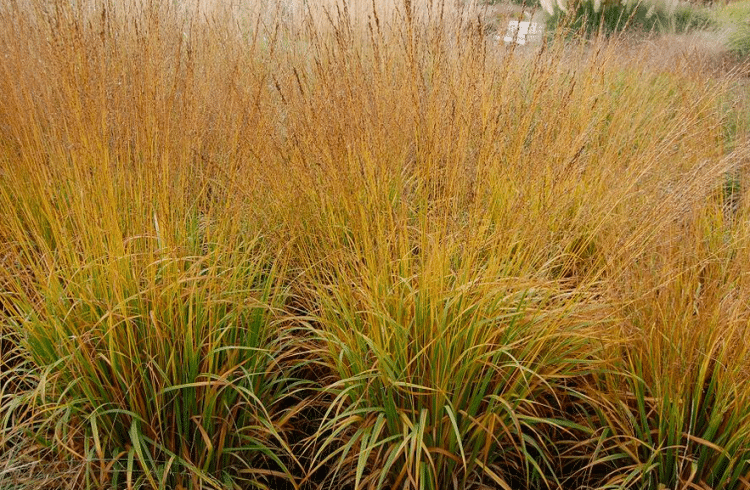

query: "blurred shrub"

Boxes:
[545, 0, 715, 37]
[728, 22, 750, 57]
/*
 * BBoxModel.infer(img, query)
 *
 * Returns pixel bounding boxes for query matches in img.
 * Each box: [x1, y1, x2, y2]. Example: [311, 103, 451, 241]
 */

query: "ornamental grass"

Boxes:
[2, 0, 750, 489]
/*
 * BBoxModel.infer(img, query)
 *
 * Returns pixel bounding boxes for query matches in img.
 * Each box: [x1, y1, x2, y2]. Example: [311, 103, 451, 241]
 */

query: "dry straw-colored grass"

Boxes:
[2, 0, 750, 489]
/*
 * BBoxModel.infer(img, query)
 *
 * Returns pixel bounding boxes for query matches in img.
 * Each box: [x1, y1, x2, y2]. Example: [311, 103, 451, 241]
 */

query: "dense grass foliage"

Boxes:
[2, 0, 750, 489]
[718, 0, 750, 57]
[545, 0, 716, 38]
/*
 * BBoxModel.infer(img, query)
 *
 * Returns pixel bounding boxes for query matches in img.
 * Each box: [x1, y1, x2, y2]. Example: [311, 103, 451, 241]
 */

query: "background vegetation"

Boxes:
[1, 0, 750, 489]
[716, 0, 750, 56]
[545, 0, 716, 37]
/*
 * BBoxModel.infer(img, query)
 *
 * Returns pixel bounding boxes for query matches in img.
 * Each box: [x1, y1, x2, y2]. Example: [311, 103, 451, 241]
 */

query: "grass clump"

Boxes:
[714, 0, 750, 57]
[0, 157, 305, 487]
[8, 240, 300, 489]
[546, 0, 716, 37]
[728, 23, 750, 58]
[595, 187, 750, 489]
[299, 228, 605, 488]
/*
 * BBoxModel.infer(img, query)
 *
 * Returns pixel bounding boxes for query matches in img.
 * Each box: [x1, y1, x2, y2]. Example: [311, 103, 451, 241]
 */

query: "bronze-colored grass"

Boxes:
[2, 0, 750, 489]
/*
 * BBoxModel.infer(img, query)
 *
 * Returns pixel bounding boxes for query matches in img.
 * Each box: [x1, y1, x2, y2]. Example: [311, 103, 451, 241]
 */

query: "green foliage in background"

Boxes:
[546, 0, 715, 37]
